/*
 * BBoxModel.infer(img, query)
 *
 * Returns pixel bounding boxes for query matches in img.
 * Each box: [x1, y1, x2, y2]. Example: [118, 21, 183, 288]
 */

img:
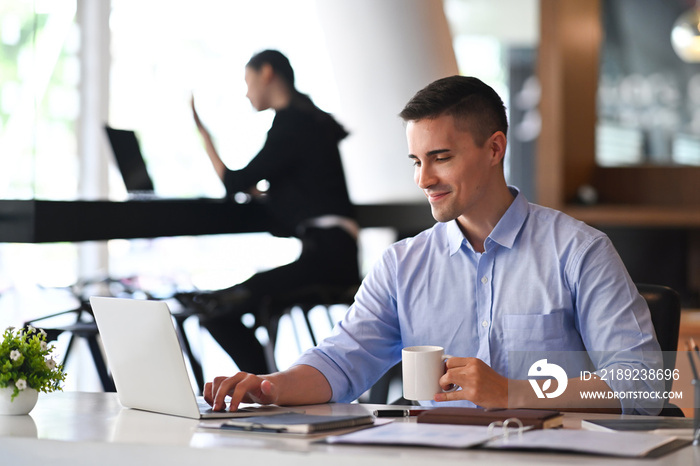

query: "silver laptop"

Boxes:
[90, 296, 287, 419]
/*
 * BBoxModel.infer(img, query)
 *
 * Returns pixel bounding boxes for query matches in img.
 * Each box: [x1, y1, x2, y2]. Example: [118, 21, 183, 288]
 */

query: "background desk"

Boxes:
[0, 392, 695, 466]
[0, 199, 436, 243]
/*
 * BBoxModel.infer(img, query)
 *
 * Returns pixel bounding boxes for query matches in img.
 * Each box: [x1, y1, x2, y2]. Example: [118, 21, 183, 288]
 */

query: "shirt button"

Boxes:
[481, 276, 488, 284]
[481, 320, 489, 328]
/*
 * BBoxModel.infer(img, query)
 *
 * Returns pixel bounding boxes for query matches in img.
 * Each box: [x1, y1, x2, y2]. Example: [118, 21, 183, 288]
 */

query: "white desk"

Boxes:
[0, 392, 697, 465]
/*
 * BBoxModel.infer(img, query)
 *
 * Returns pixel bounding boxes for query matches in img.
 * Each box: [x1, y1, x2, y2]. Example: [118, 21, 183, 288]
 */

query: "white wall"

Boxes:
[444, 0, 539, 47]
[316, 0, 459, 203]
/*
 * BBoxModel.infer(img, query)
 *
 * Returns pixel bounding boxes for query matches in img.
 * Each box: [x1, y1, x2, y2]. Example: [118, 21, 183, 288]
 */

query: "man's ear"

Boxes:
[488, 131, 507, 166]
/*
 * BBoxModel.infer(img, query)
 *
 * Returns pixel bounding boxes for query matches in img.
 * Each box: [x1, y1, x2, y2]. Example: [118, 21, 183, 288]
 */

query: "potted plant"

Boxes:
[0, 325, 66, 415]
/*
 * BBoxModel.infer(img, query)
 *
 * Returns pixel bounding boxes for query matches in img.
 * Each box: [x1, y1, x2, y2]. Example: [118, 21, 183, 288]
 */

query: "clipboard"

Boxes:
[220, 412, 374, 434]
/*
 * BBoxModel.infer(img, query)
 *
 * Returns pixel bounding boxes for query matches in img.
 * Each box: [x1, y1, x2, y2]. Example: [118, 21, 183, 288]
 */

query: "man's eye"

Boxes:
[436, 156, 452, 162]
[411, 160, 421, 167]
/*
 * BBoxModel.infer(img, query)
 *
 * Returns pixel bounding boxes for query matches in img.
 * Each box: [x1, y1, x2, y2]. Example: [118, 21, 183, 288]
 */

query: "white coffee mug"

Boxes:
[402, 345, 456, 401]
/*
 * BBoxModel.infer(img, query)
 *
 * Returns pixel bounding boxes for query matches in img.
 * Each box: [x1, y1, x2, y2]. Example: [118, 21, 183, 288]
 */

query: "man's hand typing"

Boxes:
[203, 365, 332, 411]
[204, 373, 278, 412]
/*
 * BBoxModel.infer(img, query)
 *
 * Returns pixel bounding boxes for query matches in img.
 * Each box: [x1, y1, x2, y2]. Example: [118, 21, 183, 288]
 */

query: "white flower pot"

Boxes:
[0, 413, 37, 437]
[0, 383, 39, 415]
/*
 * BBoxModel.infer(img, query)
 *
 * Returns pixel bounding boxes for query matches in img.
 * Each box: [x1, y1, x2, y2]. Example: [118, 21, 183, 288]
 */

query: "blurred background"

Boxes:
[1, 0, 700, 396]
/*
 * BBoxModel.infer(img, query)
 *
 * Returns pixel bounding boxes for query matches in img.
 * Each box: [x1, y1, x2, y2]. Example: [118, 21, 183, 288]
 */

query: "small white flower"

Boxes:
[40, 341, 48, 351]
[15, 379, 27, 390]
[39, 329, 47, 338]
[5, 326, 15, 332]
[26, 325, 35, 334]
[46, 358, 56, 370]
[9, 350, 21, 361]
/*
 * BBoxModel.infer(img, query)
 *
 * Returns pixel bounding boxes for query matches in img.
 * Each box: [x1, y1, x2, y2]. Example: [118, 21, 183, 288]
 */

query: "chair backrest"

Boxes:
[257, 284, 359, 372]
[636, 283, 681, 394]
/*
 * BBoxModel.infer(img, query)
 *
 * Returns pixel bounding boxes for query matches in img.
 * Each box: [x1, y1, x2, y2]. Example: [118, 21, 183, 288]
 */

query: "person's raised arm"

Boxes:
[191, 95, 227, 181]
[204, 364, 332, 412]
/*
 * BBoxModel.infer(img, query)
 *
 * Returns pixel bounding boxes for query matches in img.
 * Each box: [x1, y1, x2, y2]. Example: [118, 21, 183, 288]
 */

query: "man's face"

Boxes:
[406, 114, 496, 223]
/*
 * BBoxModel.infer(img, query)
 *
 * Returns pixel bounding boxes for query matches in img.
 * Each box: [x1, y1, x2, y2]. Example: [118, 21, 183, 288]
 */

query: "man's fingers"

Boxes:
[445, 356, 472, 369]
[212, 373, 249, 411]
[434, 387, 464, 402]
[260, 379, 274, 396]
[210, 373, 277, 412]
[229, 375, 279, 408]
[254, 378, 277, 404]
[204, 376, 232, 408]
[203, 381, 214, 406]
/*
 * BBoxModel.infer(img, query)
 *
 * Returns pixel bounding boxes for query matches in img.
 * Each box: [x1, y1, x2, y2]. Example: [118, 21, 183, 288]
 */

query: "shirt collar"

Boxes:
[489, 186, 528, 249]
[446, 186, 528, 255]
[447, 220, 465, 255]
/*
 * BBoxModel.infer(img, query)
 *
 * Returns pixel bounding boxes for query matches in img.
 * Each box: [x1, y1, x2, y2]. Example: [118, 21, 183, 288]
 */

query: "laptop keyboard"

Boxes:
[198, 398, 227, 414]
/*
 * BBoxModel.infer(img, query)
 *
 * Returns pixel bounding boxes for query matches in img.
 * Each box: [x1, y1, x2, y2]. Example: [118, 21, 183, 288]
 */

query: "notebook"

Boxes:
[104, 125, 156, 197]
[417, 407, 563, 430]
[89, 296, 292, 419]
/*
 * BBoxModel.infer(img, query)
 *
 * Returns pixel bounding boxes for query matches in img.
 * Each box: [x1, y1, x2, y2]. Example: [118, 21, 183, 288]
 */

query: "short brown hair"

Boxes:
[399, 76, 508, 147]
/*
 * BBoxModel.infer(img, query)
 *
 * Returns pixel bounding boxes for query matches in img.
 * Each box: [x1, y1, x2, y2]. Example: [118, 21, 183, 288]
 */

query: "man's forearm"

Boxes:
[266, 364, 333, 406]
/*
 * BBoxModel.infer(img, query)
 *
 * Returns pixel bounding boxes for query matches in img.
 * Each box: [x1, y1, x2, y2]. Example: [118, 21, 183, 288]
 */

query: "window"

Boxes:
[0, 1, 81, 320]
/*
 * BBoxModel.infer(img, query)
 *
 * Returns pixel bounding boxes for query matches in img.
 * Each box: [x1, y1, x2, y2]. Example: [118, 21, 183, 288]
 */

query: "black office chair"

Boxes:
[256, 284, 359, 372]
[636, 283, 684, 417]
[258, 285, 413, 403]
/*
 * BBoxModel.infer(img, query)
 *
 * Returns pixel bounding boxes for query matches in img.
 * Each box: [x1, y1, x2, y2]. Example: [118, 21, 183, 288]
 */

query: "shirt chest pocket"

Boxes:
[502, 312, 567, 352]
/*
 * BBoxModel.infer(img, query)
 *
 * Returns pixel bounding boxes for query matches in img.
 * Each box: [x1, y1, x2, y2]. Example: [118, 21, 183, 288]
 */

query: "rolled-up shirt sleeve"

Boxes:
[294, 248, 403, 403]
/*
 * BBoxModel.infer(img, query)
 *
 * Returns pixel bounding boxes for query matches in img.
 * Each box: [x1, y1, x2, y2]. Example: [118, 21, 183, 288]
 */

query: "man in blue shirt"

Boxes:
[204, 76, 664, 415]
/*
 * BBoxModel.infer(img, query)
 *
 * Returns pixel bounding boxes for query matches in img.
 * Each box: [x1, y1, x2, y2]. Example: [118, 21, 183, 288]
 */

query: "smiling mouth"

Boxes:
[426, 191, 449, 203]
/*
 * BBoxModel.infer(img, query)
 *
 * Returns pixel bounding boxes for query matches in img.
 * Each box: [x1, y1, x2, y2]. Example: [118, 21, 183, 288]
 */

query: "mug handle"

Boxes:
[442, 354, 459, 393]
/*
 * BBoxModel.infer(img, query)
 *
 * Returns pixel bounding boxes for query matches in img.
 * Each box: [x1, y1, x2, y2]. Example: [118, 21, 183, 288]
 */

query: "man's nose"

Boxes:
[416, 164, 436, 189]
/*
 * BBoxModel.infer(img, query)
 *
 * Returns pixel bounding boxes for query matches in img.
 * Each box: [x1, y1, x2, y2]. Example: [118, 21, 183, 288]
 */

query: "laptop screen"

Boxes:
[104, 125, 155, 193]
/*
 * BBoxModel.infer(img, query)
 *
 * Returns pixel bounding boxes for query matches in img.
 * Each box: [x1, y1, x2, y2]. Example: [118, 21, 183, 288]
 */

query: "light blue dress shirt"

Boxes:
[295, 188, 663, 414]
